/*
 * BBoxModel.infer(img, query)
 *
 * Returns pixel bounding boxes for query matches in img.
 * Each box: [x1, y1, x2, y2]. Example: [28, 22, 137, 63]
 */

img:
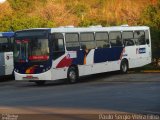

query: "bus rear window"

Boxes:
[0, 37, 12, 52]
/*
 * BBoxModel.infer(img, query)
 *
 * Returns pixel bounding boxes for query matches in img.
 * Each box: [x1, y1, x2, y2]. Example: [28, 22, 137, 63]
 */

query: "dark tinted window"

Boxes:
[145, 30, 150, 44]
[95, 32, 109, 48]
[65, 33, 80, 51]
[80, 33, 96, 49]
[16, 30, 48, 37]
[52, 33, 64, 51]
[122, 31, 135, 46]
[0, 37, 12, 52]
[80, 33, 94, 41]
[52, 33, 65, 60]
[109, 32, 122, 47]
[134, 31, 146, 45]
[123, 31, 133, 39]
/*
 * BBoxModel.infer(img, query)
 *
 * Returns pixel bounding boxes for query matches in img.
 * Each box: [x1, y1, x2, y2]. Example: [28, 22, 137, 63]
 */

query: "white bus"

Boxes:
[0, 32, 14, 76]
[14, 25, 151, 85]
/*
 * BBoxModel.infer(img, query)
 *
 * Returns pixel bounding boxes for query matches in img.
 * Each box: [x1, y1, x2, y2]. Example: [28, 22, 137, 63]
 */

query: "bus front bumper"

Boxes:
[14, 70, 52, 80]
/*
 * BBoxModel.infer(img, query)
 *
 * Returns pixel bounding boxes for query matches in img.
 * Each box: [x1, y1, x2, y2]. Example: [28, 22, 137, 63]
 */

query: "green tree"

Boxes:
[0, 14, 54, 31]
[140, 0, 160, 66]
[12, 15, 54, 31]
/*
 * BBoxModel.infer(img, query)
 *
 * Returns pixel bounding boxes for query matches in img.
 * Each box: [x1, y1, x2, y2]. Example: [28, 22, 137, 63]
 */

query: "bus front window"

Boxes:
[14, 38, 49, 62]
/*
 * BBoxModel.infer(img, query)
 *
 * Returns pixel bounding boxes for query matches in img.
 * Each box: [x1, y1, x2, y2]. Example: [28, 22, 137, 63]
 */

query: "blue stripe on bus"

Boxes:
[94, 47, 123, 63]
[2, 32, 14, 37]
[72, 47, 123, 65]
[72, 50, 86, 65]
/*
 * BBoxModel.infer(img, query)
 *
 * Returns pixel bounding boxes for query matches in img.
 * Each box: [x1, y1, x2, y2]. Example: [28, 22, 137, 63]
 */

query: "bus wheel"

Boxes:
[120, 60, 128, 74]
[35, 81, 45, 86]
[67, 67, 78, 84]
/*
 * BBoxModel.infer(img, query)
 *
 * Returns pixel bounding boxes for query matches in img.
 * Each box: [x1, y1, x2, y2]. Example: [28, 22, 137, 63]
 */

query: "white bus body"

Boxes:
[14, 26, 151, 84]
[0, 32, 14, 76]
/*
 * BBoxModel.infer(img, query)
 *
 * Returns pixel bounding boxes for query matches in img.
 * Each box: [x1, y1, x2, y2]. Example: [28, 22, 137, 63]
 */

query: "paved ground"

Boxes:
[0, 73, 160, 120]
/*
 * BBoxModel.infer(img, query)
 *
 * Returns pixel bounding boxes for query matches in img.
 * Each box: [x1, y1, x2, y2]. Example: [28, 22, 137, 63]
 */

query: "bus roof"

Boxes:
[50, 26, 150, 33]
[15, 26, 150, 33]
[0, 32, 14, 37]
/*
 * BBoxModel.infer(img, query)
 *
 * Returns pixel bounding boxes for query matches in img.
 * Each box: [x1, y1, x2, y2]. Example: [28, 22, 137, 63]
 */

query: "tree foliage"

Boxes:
[0, 0, 158, 30]
[0, 0, 160, 61]
[140, 0, 160, 59]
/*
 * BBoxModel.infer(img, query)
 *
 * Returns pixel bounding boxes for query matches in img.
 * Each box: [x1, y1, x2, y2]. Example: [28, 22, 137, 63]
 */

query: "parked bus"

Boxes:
[0, 32, 14, 76]
[13, 25, 151, 85]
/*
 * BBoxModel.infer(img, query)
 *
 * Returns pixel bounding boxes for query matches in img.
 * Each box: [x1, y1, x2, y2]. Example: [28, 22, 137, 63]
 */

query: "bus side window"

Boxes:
[0, 37, 11, 52]
[65, 33, 80, 51]
[109, 32, 122, 47]
[124, 39, 134, 46]
[122, 31, 135, 46]
[95, 32, 109, 48]
[80, 33, 96, 50]
[134, 31, 146, 45]
[52, 33, 65, 60]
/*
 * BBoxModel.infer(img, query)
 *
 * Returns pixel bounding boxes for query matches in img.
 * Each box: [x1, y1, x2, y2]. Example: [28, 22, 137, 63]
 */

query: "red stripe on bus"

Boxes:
[56, 56, 73, 68]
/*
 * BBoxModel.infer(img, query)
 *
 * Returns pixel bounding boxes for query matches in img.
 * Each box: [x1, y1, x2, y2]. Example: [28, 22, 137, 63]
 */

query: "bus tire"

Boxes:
[120, 59, 128, 74]
[35, 81, 45, 86]
[67, 67, 78, 84]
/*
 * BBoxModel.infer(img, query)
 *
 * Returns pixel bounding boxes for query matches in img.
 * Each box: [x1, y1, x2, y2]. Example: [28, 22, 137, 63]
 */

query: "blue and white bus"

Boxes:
[0, 32, 14, 76]
[13, 25, 151, 85]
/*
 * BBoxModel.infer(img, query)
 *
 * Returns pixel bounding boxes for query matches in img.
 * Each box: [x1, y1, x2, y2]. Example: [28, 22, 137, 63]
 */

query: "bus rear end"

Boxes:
[0, 32, 14, 76]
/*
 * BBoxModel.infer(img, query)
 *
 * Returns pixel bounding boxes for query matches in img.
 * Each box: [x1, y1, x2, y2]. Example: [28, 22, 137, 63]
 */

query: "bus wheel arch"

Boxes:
[120, 58, 129, 73]
[67, 65, 79, 84]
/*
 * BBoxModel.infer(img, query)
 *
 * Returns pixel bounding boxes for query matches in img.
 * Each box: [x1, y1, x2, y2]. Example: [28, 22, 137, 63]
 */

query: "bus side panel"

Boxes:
[137, 45, 151, 67]
[78, 47, 123, 76]
[0, 53, 5, 76]
[125, 45, 151, 68]
[52, 54, 69, 80]
[124, 46, 137, 68]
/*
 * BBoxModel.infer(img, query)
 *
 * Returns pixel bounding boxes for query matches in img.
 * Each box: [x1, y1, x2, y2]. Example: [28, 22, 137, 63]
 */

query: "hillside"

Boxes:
[0, 0, 159, 31]
[0, 0, 160, 62]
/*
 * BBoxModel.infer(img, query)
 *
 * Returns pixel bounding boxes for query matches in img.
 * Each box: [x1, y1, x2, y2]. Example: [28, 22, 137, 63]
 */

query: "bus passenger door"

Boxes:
[51, 33, 67, 80]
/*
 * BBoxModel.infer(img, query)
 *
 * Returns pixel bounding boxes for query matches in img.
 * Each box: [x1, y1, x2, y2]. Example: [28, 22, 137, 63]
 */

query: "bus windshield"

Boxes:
[14, 32, 49, 63]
